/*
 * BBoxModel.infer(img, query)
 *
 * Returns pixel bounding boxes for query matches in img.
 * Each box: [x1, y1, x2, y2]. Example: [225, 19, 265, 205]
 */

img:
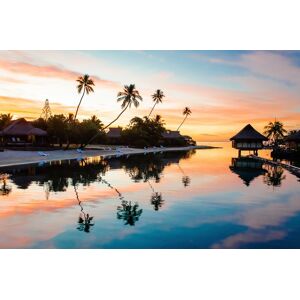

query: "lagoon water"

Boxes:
[0, 142, 299, 249]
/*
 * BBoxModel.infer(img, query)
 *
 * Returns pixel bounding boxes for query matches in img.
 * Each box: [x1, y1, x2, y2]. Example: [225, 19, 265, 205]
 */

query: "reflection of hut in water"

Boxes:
[230, 157, 267, 186]
[230, 124, 268, 156]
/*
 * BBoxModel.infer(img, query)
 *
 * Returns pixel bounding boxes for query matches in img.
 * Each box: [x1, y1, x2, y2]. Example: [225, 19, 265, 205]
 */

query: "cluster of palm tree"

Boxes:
[71, 74, 192, 149]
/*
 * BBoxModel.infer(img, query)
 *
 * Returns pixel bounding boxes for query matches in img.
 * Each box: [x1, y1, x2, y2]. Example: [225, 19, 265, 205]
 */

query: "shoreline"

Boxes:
[0, 145, 219, 169]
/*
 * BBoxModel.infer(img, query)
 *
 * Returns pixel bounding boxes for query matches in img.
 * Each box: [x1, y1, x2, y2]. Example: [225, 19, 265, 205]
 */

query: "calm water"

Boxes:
[0, 142, 299, 249]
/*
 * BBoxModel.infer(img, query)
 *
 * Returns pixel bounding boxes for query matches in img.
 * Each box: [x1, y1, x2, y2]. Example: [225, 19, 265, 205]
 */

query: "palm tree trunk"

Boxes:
[81, 102, 130, 149]
[148, 102, 157, 118]
[177, 115, 187, 131]
[65, 90, 85, 150]
[74, 89, 85, 121]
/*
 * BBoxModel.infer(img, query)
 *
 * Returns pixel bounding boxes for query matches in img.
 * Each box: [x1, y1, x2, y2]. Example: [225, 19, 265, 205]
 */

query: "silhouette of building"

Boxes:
[107, 127, 122, 144]
[162, 130, 182, 139]
[285, 131, 300, 150]
[0, 118, 47, 146]
[230, 124, 267, 156]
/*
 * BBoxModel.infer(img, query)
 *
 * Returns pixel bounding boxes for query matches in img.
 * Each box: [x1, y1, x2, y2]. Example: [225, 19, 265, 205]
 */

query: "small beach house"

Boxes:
[230, 124, 268, 156]
[106, 127, 122, 144]
[285, 131, 300, 150]
[0, 118, 47, 147]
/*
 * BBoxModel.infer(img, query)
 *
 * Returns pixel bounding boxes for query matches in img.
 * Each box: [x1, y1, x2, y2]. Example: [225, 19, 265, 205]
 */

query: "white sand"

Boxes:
[0, 145, 214, 168]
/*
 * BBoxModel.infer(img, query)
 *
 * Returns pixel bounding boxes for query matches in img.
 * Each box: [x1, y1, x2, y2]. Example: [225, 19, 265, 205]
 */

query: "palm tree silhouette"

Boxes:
[264, 120, 287, 148]
[147, 180, 164, 211]
[148, 89, 165, 118]
[117, 200, 143, 226]
[150, 192, 164, 211]
[177, 164, 191, 187]
[177, 107, 192, 131]
[82, 84, 142, 148]
[74, 74, 95, 121]
[74, 184, 94, 233]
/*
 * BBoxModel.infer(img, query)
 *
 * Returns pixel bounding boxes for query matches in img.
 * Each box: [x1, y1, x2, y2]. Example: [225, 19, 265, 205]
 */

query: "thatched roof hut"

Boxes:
[0, 118, 47, 146]
[230, 124, 267, 142]
[230, 124, 267, 153]
[107, 127, 122, 138]
[285, 131, 300, 150]
[0, 118, 47, 137]
[162, 130, 182, 139]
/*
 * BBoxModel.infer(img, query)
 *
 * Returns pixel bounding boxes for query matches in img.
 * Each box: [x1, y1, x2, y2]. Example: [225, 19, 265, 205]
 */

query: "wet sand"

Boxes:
[0, 145, 216, 168]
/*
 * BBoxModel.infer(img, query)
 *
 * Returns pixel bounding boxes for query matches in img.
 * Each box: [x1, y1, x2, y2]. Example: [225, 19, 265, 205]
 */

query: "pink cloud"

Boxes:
[0, 59, 120, 89]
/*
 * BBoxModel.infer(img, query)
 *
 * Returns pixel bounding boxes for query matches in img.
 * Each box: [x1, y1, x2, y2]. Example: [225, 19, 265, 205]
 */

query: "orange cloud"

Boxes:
[0, 95, 91, 120]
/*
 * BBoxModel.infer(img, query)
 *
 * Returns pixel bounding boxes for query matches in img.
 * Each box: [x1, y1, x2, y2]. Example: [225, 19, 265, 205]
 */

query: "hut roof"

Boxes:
[0, 118, 47, 136]
[162, 130, 182, 139]
[285, 131, 300, 141]
[230, 124, 267, 141]
[107, 127, 122, 138]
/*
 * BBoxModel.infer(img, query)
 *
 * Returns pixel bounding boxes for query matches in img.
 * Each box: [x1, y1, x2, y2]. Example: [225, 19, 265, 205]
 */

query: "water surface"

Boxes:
[0, 142, 299, 249]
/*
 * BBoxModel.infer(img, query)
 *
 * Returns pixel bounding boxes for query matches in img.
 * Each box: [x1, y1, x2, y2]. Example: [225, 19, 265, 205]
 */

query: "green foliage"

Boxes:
[264, 120, 287, 146]
[122, 115, 166, 147]
[33, 114, 105, 147]
[0, 113, 13, 130]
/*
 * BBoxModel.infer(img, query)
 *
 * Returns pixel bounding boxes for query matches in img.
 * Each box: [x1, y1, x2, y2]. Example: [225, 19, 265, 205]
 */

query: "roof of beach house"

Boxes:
[230, 124, 267, 141]
[162, 130, 182, 139]
[107, 127, 122, 138]
[0, 118, 47, 136]
[285, 131, 300, 141]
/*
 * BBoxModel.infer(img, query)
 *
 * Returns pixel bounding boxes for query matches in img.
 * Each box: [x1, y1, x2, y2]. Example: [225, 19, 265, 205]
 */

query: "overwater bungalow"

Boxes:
[285, 131, 300, 150]
[0, 118, 47, 147]
[230, 124, 268, 156]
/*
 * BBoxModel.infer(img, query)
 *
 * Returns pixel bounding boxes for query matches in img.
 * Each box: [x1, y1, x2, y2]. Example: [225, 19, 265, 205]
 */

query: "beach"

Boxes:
[0, 145, 215, 168]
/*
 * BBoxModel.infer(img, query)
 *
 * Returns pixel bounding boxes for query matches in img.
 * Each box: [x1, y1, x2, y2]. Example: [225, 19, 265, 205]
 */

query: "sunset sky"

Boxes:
[0, 50, 299, 141]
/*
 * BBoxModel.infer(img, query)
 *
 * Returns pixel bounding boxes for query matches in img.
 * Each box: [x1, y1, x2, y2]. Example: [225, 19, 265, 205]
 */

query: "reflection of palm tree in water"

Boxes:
[148, 180, 164, 211]
[0, 173, 12, 196]
[96, 172, 143, 226]
[73, 167, 142, 228]
[263, 165, 286, 187]
[117, 200, 143, 226]
[74, 184, 94, 233]
[177, 164, 191, 187]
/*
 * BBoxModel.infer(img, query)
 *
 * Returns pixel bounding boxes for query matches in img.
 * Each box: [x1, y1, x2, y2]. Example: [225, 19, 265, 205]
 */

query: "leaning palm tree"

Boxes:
[177, 107, 192, 131]
[82, 84, 142, 148]
[74, 74, 95, 121]
[264, 120, 287, 147]
[148, 89, 165, 118]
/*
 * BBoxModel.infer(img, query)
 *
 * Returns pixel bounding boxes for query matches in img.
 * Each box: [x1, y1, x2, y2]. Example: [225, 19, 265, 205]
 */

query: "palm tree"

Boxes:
[148, 89, 165, 118]
[74, 74, 95, 121]
[264, 120, 287, 147]
[82, 84, 142, 148]
[177, 107, 192, 131]
[0, 113, 13, 130]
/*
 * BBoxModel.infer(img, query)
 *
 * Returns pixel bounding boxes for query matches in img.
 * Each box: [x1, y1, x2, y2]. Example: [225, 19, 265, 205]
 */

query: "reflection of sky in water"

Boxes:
[0, 142, 299, 249]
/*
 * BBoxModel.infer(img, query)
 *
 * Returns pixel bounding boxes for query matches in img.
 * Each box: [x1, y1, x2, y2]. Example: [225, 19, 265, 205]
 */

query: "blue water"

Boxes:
[0, 143, 299, 248]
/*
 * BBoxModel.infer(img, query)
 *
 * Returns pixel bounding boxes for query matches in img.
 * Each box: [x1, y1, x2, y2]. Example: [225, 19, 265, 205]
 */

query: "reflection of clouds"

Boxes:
[212, 229, 286, 249]
[236, 195, 300, 229]
[211, 194, 300, 248]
